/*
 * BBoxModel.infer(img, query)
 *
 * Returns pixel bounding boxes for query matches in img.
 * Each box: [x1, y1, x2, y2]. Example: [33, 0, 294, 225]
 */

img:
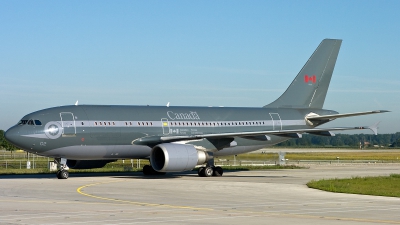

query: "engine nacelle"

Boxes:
[66, 159, 116, 169]
[150, 143, 211, 172]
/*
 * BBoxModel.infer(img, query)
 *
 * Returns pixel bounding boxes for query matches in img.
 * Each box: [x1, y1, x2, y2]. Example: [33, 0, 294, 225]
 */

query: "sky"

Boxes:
[1, 1, 399, 134]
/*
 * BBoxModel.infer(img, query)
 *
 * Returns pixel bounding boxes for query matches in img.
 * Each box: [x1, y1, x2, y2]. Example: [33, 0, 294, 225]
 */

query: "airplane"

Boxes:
[4, 39, 389, 179]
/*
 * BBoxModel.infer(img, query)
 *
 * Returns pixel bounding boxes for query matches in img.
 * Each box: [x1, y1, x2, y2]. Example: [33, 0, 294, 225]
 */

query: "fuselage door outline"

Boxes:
[269, 113, 282, 130]
[60, 112, 76, 136]
[161, 118, 170, 135]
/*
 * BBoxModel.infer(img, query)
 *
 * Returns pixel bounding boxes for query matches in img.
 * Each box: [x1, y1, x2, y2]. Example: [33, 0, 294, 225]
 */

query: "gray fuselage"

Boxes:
[5, 105, 337, 160]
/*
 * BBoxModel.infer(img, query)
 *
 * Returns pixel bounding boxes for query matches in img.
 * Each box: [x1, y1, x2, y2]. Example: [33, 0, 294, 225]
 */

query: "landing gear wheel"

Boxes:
[143, 165, 153, 175]
[55, 158, 69, 179]
[143, 165, 166, 176]
[57, 170, 69, 179]
[204, 166, 214, 177]
[198, 167, 205, 177]
[213, 166, 223, 176]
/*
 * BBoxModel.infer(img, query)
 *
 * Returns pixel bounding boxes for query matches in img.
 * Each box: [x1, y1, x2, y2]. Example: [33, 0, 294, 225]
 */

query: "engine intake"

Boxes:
[150, 143, 211, 172]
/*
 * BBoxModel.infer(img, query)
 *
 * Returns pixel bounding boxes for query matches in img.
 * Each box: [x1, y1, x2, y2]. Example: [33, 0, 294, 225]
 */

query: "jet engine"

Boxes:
[66, 159, 116, 169]
[150, 143, 211, 172]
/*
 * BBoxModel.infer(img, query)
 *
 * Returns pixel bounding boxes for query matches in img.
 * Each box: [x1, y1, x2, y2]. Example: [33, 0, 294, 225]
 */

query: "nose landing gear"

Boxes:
[56, 169, 69, 179]
[54, 158, 69, 179]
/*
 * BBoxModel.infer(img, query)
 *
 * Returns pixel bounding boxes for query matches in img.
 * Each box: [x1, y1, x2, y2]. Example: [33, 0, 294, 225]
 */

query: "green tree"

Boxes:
[390, 138, 400, 147]
[0, 130, 17, 151]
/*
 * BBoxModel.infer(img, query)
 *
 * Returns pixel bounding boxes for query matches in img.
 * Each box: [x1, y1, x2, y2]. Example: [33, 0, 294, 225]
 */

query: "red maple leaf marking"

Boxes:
[304, 75, 316, 83]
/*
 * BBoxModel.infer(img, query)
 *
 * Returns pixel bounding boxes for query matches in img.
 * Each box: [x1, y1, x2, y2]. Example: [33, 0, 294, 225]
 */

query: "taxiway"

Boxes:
[0, 164, 399, 224]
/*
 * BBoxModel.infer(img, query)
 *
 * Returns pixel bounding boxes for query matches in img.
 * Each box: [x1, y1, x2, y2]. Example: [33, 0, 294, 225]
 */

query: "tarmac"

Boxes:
[0, 164, 400, 225]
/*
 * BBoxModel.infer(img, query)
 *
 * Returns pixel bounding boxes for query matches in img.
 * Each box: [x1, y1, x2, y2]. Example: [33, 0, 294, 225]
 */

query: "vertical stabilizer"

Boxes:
[265, 39, 342, 109]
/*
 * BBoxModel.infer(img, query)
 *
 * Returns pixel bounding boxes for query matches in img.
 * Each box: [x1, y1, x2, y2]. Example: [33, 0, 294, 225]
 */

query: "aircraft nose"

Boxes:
[4, 127, 19, 146]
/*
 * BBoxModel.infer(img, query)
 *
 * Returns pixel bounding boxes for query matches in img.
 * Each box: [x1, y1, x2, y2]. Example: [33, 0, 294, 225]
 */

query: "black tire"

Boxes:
[198, 167, 205, 177]
[143, 165, 165, 175]
[213, 166, 223, 176]
[143, 165, 152, 175]
[204, 166, 214, 177]
[56, 170, 61, 179]
[59, 170, 69, 179]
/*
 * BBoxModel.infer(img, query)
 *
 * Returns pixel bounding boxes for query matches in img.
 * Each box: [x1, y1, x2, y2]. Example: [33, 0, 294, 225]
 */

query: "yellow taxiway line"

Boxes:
[76, 180, 212, 211]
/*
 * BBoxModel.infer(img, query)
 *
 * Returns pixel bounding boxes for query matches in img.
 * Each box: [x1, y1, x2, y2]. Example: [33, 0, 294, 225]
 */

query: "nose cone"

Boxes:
[4, 127, 19, 146]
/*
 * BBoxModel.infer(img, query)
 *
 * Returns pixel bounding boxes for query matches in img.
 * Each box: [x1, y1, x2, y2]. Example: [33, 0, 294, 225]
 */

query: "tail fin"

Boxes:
[265, 39, 342, 109]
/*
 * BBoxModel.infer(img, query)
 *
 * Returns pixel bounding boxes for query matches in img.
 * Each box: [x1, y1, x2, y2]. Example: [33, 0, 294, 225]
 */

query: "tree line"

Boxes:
[276, 132, 400, 148]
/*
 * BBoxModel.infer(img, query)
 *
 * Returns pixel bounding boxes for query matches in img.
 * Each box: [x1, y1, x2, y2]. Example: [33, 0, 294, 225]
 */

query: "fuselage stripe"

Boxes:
[58, 120, 306, 128]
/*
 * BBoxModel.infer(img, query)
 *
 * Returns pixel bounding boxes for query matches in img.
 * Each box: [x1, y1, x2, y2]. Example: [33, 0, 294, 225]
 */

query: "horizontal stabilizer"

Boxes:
[306, 110, 389, 123]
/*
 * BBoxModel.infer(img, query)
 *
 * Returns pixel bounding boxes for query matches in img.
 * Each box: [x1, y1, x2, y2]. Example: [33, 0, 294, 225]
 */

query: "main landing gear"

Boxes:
[198, 158, 224, 177]
[198, 166, 223, 177]
[54, 158, 69, 179]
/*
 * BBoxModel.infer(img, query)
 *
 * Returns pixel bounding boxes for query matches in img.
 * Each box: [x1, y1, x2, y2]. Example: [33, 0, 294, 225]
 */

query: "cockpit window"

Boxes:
[18, 120, 28, 125]
[18, 119, 42, 126]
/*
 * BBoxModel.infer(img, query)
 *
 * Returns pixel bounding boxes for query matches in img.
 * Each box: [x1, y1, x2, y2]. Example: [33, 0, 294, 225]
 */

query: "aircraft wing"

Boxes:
[158, 110, 389, 143]
[133, 123, 379, 145]
[153, 123, 380, 144]
[306, 110, 389, 122]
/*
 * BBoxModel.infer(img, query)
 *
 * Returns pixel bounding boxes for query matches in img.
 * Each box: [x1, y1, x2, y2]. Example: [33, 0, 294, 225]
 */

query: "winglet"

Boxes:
[75, 100, 79, 106]
[369, 122, 380, 135]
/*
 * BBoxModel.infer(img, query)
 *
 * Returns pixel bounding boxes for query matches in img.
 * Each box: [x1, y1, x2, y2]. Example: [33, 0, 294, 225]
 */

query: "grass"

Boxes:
[307, 174, 400, 197]
[0, 168, 53, 175]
